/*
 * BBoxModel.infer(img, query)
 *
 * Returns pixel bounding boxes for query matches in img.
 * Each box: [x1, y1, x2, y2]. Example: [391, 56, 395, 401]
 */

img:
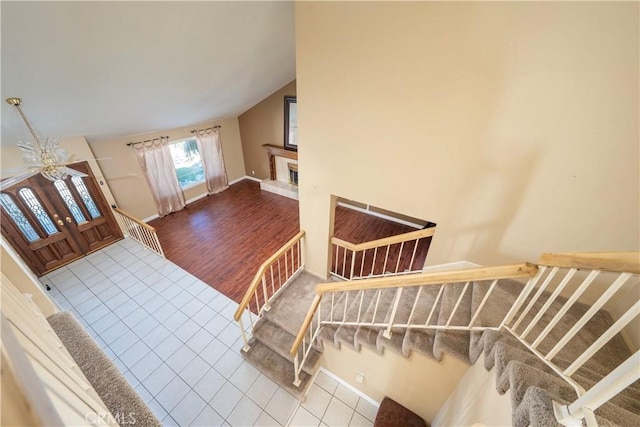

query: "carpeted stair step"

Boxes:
[318, 290, 355, 349]
[354, 288, 397, 354]
[252, 318, 320, 375]
[513, 385, 636, 427]
[498, 358, 640, 423]
[403, 285, 444, 361]
[493, 341, 640, 416]
[434, 282, 472, 364]
[469, 279, 522, 363]
[376, 286, 421, 357]
[512, 385, 566, 427]
[478, 328, 640, 426]
[335, 289, 379, 351]
[477, 329, 637, 405]
[263, 271, 324, 336]
[241, 340, 311, 400]
[489, 286, 634, 380]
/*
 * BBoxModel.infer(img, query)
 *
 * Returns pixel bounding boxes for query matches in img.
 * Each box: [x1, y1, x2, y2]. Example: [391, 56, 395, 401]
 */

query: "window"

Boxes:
[0, 193, 41, 242]
[168, 138, 204, 188]
[54, 180, 87, 224]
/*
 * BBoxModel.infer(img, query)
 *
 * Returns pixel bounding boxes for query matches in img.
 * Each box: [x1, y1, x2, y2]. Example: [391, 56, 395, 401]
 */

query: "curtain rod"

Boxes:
[191, 125, 221, 134]
[126, 135, 169, 146]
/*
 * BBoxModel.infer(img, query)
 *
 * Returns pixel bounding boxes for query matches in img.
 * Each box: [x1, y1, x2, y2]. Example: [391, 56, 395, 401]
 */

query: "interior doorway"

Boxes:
[1, 161, 123, 276]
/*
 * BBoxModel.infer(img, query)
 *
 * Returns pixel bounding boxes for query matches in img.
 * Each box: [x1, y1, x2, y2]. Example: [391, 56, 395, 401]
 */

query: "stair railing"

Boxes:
[331, 225, 436, 280]
[234, 230, 305, 352]
[291, 251, 640, 427]
[290, 263, 539, 387]
[112, 207, 165, 257]
[502, 252, 640, 427]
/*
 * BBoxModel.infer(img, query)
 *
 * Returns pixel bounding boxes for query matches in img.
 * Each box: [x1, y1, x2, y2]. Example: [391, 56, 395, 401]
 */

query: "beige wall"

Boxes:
[89, 117, 245, 219]
[296, 2, 639, 277]
[432, 354, 511, 426]
[238, 80, 297, 180]
[321, 345, 469, 423]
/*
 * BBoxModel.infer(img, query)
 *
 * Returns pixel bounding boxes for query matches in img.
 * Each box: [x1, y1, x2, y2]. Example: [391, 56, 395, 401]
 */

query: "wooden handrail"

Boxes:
[113, 208, 156, 232]
[316, 263, 537, 293]
[330, 226, 436, 252]
[290, 262, 538, 357]
[290, 294, 321, 356]
[538, 252, 640, 274]
[234, 230, 305, 321]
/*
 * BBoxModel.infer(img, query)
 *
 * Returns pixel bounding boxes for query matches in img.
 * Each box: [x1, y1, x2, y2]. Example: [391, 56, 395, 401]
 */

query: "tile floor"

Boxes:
[41, 238, 377, 426]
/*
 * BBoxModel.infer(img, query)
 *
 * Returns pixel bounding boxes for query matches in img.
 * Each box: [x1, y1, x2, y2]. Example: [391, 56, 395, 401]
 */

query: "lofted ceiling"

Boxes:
[1, 1, 295, 146]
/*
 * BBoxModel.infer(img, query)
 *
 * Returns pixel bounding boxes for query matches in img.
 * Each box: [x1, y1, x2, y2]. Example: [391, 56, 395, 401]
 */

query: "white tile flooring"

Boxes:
[41, 238, 377, 426]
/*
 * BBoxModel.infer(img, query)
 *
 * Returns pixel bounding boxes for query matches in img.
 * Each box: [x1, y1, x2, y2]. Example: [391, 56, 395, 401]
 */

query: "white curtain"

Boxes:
[134, 137, 185, 217]
[195, 127, 228, 195]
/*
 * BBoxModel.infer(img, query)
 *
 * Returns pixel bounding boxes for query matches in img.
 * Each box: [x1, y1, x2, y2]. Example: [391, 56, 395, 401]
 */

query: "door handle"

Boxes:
[66, 217, 72, 223]
[57, 219, 64, 226]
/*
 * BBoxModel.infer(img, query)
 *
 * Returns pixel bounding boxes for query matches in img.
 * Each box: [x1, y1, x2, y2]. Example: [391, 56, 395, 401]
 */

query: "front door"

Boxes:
[1, 161, 123, 276]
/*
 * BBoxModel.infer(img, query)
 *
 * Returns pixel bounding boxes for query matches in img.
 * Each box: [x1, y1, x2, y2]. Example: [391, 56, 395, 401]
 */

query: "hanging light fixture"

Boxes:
[6, 97, 72, 181]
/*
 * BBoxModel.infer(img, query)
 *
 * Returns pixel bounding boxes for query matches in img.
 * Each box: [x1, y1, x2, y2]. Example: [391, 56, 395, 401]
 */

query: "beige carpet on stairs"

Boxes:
[240, 271, 323, 399]
[239, 271, 640, 426]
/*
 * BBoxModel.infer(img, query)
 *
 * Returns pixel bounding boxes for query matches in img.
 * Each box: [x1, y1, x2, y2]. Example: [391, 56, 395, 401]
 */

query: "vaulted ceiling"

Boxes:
[1, 1, 295, 146]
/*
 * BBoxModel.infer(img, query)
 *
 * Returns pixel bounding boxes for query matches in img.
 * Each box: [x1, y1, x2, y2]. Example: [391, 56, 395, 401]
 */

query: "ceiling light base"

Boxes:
[6, 98, 22, 106]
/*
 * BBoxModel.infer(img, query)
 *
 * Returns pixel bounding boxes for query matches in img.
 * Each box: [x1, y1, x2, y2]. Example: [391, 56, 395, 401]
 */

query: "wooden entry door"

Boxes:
[0, 161, 123, 276]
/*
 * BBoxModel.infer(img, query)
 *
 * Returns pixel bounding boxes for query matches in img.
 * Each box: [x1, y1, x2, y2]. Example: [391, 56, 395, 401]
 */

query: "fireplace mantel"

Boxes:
[260, 144, 299, 200]
[263, 144, 297, 180]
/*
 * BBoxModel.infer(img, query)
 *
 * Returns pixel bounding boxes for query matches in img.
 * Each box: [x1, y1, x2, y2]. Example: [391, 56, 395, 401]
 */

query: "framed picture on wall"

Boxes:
[284, 96, 297, 151]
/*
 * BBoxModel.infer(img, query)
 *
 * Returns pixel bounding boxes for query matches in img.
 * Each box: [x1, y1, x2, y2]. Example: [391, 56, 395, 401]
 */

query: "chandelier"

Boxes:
[6, 97, 72, 181]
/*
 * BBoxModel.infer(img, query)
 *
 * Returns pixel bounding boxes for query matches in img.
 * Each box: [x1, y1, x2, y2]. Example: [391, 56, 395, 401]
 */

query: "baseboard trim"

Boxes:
[318, 367, 380, 407]
[229, 176, 248, 185]
[337, 201, 424, 229]
[184, 192, 208, 206]
[141, 176, 252, 223]
[243, 175, 262, 183]
[142, 213, 160, 223]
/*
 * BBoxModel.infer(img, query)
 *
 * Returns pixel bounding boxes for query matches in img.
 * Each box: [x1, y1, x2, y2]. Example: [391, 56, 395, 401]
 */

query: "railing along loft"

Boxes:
[234, 231, 305, 351]
[112, 207, 165, 258]
[291, 252, 639, 427]
[331, 225, 435, 280]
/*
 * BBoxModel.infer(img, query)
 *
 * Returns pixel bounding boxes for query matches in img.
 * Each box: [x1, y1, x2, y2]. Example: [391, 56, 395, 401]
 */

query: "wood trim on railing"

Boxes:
[330, 226, 436, 252]
[316, 263, 538, 293]
[113, 208, 156, 232]
[538, 252, 640, 274]
[290, 294, 321, 357]
[234, 230, 306, 321]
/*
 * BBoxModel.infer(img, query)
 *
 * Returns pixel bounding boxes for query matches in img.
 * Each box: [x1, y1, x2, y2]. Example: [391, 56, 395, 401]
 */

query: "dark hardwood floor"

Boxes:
[334, 206, 420, 243]
[149, 180, 299, 303]
[333, 206, 432, 278]
[150, 180, 431, 304]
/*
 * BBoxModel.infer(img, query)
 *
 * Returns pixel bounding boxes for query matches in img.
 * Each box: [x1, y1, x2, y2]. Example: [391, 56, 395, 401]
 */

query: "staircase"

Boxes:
[235, 243, 640, 426]
[240, 271, 324, 398]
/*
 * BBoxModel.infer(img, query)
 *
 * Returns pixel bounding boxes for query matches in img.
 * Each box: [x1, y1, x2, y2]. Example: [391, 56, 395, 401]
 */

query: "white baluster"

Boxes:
[383, 287, 403, 339]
